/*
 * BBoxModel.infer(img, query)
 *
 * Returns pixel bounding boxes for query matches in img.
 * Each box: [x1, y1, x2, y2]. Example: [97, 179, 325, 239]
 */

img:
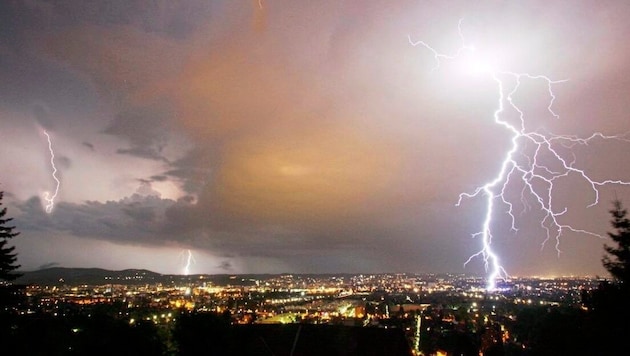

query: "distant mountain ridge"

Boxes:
[15, 267, 163, 285]
[15, 267, 286, 286]
[15, 268, 486, 286]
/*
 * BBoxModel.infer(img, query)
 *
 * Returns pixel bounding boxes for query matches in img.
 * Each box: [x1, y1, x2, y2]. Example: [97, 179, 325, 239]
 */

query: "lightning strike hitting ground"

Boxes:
[409, 20, 630, 291]
[42, 130, 60, 214]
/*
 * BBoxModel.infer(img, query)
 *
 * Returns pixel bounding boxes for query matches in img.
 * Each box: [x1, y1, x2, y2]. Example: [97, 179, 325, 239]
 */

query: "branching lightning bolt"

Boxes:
[43, 130, 60, 214]
[410, 19, 630, 291]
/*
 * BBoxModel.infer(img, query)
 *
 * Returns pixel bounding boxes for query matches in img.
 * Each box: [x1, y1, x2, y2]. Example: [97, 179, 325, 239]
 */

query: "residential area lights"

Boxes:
[9, 272, 603, 355]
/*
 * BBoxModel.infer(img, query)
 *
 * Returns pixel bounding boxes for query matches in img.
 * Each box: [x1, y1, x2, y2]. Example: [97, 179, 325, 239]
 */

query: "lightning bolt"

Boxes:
[182, 249, 196, 276]
[410, 19, 630, 291]
[43, 130, 60, 214]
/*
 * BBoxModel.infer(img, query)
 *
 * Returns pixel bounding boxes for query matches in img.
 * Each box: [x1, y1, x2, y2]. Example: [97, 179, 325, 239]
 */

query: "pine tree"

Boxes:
[602, 199, 630, 285]
[581, 199, 630, 354]
[0, 191, 21, 281]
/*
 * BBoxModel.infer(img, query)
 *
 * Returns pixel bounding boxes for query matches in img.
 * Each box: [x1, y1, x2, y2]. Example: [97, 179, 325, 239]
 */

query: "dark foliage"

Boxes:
[0, 191, 21, 281]
[172, 311, 412, 356]
[0, 312, 164, 355]
[579, 200, 630, 354]
[172, 310, 232, 355]
[602, 199, 630, 286]
[513, 307, 591, 355]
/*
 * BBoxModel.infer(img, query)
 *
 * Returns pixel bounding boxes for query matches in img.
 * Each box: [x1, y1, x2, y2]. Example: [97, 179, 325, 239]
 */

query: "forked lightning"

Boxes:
[410, 19, 630, 290]
[43, 130, 60, 214]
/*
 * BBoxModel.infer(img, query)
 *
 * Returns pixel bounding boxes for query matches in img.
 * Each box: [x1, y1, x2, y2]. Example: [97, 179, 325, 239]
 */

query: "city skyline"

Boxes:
[1, 1, 630, 277]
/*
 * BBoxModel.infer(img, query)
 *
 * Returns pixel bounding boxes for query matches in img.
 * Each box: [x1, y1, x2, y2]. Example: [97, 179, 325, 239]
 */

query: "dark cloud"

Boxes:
[122, 204, 156, 223]
[31, 102, 55, 129]
[149, 175, 168, 182]
[116, 147, 168, 162]
[104, 107, 172, 161]
[134, 181, 161, 197]
[14, 193, 176, 244]
[12, 186, 444, 272]
[162, 147, 216, 194]
[13, 197, 54, 232]
[56, 155, 71, 170]
[103, 107, 166, 147]
[0, 0, 215, 42]
[217, 261, 232, 271]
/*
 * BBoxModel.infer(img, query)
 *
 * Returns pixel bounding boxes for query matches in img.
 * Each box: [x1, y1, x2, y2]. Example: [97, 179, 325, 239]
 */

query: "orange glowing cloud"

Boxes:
[175, 39, 313, 139]
[210, 124, 402, 224]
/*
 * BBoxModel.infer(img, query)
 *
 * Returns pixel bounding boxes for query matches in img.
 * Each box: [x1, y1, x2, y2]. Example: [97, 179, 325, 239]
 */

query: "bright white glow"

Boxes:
[460, 47, 500, 76]
[182, 249, 196, 275]
[42, 130, 60, 213]
[410, 19, 630, 291]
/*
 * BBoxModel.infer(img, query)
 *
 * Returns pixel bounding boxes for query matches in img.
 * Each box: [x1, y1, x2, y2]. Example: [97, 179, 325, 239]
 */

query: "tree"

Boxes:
[575, 200, 630, 354]
[602, 199, 630, 285]
[0, 191, 21, 281]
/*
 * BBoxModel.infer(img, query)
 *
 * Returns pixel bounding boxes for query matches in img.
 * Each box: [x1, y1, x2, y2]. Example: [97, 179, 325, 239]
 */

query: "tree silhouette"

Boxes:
[578, 199, 630, 354]
[0, 191, 21, 281]
[602, 199, 630, 286]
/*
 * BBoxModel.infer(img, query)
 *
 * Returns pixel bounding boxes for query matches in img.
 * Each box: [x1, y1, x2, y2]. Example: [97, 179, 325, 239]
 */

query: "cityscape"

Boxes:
[1, 269, 610, 355]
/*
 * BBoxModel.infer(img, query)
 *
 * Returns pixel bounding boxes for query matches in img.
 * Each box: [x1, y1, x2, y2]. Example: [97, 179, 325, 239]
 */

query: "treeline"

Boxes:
[0, 311, 166, 355]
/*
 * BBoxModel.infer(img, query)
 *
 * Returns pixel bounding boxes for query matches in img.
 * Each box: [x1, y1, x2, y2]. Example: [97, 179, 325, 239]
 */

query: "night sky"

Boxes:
[1, 1, 629, 277]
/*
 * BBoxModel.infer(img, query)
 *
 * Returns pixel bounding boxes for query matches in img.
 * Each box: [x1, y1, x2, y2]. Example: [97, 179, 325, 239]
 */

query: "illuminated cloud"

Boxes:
[1, 0, 629, 275]
[207, 125, 401, 224]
